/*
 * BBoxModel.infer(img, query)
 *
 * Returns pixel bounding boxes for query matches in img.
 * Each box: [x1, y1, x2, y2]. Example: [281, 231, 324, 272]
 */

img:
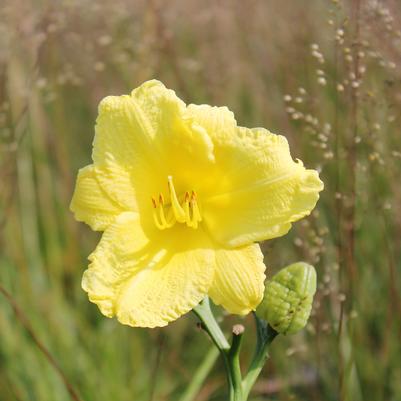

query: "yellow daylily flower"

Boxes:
[70, 80, 324, 328]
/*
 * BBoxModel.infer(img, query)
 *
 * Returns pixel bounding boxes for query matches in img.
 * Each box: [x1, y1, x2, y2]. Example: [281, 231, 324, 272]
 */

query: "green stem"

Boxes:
[242, 314, 278, 399]
[193, 298, 241, 401]
[228, 325, 245, 401]
[193, 297, 229, 351]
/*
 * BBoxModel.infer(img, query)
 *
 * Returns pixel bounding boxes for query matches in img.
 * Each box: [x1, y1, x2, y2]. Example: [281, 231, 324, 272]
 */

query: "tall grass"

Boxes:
[1, 1, 401, 400]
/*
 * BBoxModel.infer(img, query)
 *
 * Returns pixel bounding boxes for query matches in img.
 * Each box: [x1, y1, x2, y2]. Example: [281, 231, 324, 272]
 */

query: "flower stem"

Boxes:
[242, 314, 278, 399]
[193, 297, 230, 351]
[228, 325, 245, 401]
[193, 297, 240, 401]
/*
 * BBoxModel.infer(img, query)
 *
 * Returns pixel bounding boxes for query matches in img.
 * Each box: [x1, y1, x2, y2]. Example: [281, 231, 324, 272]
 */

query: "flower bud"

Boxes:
[256, 262, 316, 335]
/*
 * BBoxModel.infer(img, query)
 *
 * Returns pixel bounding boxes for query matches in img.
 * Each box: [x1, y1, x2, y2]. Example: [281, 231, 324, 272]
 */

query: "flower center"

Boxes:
[151, 176, 202, 230]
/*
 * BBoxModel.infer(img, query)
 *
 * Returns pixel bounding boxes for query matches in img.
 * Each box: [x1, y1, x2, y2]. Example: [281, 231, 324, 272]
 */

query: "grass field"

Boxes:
[1, 1, 401, 400]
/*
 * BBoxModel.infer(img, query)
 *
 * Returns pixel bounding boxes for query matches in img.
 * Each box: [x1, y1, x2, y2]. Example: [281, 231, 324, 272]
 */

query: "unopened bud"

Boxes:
[256, 262, 317, 335]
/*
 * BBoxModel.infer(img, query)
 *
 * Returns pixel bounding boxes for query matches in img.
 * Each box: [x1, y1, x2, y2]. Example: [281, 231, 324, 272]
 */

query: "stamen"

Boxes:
[158, 202, 168, 226]
[152, 195, 173, 230]
[151, 178, 202, 230]
[152, 207, 165, 230]
[159, 201, 174, 229]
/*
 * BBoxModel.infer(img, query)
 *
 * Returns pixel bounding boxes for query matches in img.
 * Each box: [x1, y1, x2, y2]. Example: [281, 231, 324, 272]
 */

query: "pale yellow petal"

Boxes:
[186, 104, 237, 141]
[130, 80, 215, 189]
[82, 212, 150, 316]
[116, 237, 214, 327]
[70, 165, 128, 231]
[93, 155, 137, 211]
[82, 212, 215, 327]
[91, 81, 181, 213]
[93, 79, 214, 170]
[187, 103, 323, 247]
[91, 80, 215, 217]
[208, 243, 266, 315]
[203, 150, 323, 246]
[131, 80, 214, 164]
[92, 93, 155, 168]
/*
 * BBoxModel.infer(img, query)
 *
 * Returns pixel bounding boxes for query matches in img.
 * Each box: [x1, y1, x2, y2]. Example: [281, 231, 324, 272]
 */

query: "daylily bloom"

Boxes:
[70, 80, 323, 328]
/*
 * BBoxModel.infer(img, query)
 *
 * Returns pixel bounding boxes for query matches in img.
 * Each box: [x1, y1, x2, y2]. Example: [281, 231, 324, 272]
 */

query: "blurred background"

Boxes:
[1, 0, 401, 400]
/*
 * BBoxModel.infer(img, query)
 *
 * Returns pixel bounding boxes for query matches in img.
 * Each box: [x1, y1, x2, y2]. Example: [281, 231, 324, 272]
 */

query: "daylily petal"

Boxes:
[208, 243, 266, 315]
[130, 81, 215, 193]
[187, 103, 323, 247]
[203, 149, 323, 247]
[70, 165, 129, 231]
[92, 80, 215, 216]
[131, 80, 215, 167]
[82, 212, 215, 327]
[93, 155, 138, 211]
[92, 89, 158, 169]
[93, 79, 214, 171]
[82, 212, 150, 316]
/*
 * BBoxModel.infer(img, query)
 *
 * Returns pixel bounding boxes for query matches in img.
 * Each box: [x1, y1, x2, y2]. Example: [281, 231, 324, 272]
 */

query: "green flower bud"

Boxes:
[256, 262, 316, 335]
